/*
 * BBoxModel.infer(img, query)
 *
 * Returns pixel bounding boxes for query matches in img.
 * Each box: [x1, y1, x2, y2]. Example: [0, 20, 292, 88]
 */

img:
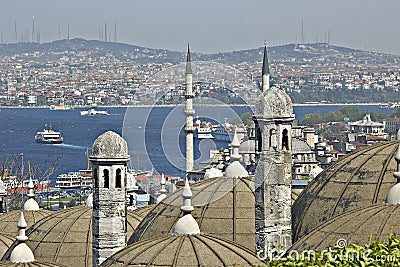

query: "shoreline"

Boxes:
[0, 102, 389, 109]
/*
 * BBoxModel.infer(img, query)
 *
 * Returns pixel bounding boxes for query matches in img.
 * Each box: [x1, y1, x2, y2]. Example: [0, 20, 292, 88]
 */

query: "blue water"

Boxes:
[0, 104, 392, 180]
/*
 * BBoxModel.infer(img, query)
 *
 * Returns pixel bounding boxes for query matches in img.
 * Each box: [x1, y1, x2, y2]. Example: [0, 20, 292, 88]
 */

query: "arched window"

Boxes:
[116, 168, 122, 188]
[256, 127, 262, 153]
[282, 129, 289, 151]
[94, 168, 99, 188]
[270, 129, 277, 150]
[103, 169, 109, 189]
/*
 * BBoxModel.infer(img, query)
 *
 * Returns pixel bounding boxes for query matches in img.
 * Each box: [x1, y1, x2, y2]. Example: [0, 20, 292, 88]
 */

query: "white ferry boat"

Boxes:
[194, 119, 214, 139]
[80, 108, 109, 116]
[55, 169, 93, 189]
[212, 123, 235, 142]
[35, 124, 63, 144]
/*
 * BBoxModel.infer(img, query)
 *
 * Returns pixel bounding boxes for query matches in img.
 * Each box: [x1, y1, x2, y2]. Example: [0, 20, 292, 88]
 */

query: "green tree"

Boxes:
[302, 112, 322, 125]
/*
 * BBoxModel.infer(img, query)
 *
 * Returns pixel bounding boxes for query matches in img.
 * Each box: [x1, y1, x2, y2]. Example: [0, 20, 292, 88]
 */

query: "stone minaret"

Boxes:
[253, 45, 294, 257]
[90, 131, 130, 266]
[262, 42, 270, 91]
[184, 44, 195, 174]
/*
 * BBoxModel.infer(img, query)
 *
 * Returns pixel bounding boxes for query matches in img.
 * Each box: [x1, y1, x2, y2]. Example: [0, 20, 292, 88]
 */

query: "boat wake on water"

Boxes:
[53, 144, 87, 149]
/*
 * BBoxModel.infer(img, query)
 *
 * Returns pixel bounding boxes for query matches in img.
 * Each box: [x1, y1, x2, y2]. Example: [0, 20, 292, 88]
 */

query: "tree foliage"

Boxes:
[232, 112, 253, 126]
[265, 234, 400, 266]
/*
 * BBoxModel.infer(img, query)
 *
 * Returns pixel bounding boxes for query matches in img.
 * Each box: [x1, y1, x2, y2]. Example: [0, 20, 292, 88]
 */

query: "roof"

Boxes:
[254, 86, 294, 119]
[292, 204, 400, 251]
[292, 138, 312, 154]
[0, 234, 14, 259]
[292, 141, 399, 243]
[2, 206, 152, 267]
[0, 261, 68, 266]
[0, 210, 53, 238]
[129, 177, 256, 252]
[91, 131, 128, 159]
[101, 234, 262, 267]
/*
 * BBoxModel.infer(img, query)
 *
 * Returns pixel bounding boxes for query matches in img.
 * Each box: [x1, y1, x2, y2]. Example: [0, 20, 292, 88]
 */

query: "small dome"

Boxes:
[0, 210, 53, 238]
[293, 141, 399, 243]
[308, 166, 324, 180]
[255, 86, 293, 118]
[292, 204, 400, 252]
[91, 131, 128, 159]
[204, 167, 223, 179]
[239, 140, 255, 153]
[23, 199, 39, 211]
[2, 206, 151, 266]
[101, 234, 262, 267]
[386, 183, 400, 204]
[225, 161, 249, 178]
[129, 177, 255, 251]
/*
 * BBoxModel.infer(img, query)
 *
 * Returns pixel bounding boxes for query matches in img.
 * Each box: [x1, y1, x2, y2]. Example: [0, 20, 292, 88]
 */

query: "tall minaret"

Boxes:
[184, 44, 195, 174]
[90, 131, 130, 266]
[262, 42, 270, 91]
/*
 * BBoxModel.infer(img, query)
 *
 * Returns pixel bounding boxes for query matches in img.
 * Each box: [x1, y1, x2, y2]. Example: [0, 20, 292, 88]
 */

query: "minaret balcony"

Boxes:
[184, 109, 195, 116]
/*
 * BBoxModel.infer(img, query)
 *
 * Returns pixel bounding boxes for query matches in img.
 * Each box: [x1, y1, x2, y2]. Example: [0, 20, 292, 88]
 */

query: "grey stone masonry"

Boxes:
[90, 131, 130, 267]
[254, 86, 294, 258]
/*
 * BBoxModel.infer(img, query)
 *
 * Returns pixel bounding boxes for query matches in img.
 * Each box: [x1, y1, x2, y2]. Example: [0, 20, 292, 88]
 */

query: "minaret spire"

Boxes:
[262, 41, 270, 91]
[184, 44, 195, 174]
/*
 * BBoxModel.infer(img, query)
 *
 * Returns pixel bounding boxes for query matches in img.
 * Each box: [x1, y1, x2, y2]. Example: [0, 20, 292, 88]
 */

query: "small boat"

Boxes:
[35, 123, 63, 144]
[80, 108, 109, 116]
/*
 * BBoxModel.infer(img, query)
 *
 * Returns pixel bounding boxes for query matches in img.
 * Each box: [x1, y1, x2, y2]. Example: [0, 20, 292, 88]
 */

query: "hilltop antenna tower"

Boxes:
[114, 21, 117, 43]
[58, 24, 61, 40]
[32, 16, 35, 43]
[301, 20, 304, 44]
[104, 21, 107, 42]
[14, 21, 17, 43]
[67, 21, 70, 40]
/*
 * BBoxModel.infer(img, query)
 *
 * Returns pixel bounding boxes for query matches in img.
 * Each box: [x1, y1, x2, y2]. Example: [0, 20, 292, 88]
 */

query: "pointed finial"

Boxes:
[23, 172, 39, 211]
[173, 178, 200, 234]
[231, 129, 240, 148]
[159, 173, 167, 194]
[27, 176, 34, 198]
[186, 43, 192, 74]
[9, 212, 35, 263]
[262, 42, 269, 76]
[181, 178, 194, 212]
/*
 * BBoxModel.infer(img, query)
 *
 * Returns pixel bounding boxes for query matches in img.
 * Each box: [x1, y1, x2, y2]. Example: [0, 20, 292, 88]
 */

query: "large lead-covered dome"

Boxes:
[91, 131, 128, 159]
[255, 86, 293, 118]
[2, 206, 152, 267]
[101, 234, 262, 267]
[292, 204, 400, 251]
[0, 210, 53, 238]
[129, 177, 256, 251]
[292, 141, 399, 242]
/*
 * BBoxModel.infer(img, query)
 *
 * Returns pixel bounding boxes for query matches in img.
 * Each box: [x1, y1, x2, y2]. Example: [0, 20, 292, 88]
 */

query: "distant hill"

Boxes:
[0, 38, 399, 65]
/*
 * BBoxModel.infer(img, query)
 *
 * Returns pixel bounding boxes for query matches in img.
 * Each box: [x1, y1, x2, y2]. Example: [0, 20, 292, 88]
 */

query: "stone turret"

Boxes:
[253, 45, 294, 256]
[90, 131, 130, 266]
[9, 212, 34, 263]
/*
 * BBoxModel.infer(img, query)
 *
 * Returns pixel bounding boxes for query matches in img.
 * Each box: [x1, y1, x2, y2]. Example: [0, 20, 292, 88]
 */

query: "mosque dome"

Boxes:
[91, 131, 128, 159]
[255, 86, 293, 118]
[291, 204, 400, 252]
[0, 234, 14, 259]
[129, 177, 256, 251]
[239, 140, 255, 154]
[308, 166, 323, 180]
[292, 141, 399, 242]
[225, 161, 249, 178]
[101, 234, 262, 267]
[2, 206, 152, 267]
[0, 210, 53, 238]
[0, 260, 67, 266]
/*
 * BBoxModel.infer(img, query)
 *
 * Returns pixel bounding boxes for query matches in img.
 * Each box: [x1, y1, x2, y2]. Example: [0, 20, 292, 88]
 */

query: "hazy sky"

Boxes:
[2, 0, 400, 55]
